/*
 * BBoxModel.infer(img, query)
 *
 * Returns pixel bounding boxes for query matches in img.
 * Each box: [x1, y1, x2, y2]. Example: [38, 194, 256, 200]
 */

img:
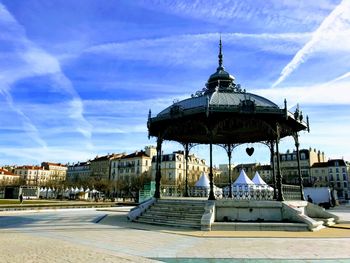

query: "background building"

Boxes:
[0, 168, 20, 185]
[14, 166, 50, 186]
[151, 151, 208, 187]
[111, 146, 156, 183]
[90, 153, 123, 180]
[67, 161, 91, 183]
[311, 159, 349, 200]
[274, 148, 326, 185]
[41, 162, 67, 182]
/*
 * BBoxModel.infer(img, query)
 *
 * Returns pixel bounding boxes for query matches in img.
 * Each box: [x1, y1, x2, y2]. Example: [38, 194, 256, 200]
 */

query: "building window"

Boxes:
[287, 155, 291, 161]
[343, 174, 348, 181]
[344, 182, 348, 188]
[282, 156, 286, 161]
[337, 182, 341, 188]
[292, 155, 297, 160]
[179, 164, 181, 169]
[336, 168, 339, 173]
[342, 168, 346, 173]
[300, 153, 306, 160]
[330, 175, 334, 181]
[336, 174, 340, 181]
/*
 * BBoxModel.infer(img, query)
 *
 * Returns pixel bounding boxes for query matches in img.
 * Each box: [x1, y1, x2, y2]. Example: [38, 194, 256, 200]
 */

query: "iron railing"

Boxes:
[282, 184, 302, 200]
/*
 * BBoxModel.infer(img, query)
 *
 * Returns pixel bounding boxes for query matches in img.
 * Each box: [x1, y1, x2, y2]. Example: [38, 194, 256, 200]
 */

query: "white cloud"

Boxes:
[272, 0, 350, 87]
[253, 71, 350, 107]
[85, 32, 309, 67]
[1, 147, 94, 165]
[138, 0, 334, 29]
[0, 4, 92, 147]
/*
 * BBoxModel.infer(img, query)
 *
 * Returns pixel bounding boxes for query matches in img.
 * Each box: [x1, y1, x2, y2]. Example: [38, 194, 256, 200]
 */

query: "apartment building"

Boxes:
[0, 168, 20, 185]
[151, 151, 209, 185]
[41, 162, 67, 182]
[67, 161, 91, 183]
[14, 166, 51, 186]
[90, 153, 124, 180]
[110, 146, 156, 182]
[274, 148, 326, 184]
[311, 159, 349, 199]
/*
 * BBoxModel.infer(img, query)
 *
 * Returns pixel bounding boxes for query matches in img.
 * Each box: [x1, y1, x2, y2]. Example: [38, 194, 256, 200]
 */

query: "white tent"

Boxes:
[222, 169, 255, 197]
[252, 171, 268, 185]
[252, 171, 274, 191]
[193, 172, 222, 198]
[195, 172, 210, 187]
[63, 188, 70, 198]
[232, 169, 255, 186]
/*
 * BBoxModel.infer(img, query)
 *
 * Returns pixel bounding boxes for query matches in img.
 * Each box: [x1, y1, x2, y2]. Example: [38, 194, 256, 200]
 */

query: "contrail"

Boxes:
[271, 0, 350, 88]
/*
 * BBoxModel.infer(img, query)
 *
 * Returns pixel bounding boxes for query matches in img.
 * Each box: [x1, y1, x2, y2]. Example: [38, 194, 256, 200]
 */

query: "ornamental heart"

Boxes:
[246, 147, 254, 156]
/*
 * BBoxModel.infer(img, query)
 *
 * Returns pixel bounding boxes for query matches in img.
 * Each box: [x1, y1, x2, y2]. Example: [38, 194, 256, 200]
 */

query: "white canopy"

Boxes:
[252, 171, 268, 185]
[252, 171, 274, 191]
[195, 172, 210, 187]
[232, 169, 255, 186]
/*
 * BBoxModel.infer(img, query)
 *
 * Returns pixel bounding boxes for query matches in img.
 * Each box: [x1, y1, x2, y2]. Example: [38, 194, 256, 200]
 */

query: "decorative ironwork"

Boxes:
[292, 132, 305, 201]
[180, 142, 199, 197]
[246, 147, 254, 156]
[239, 98, 256, 113]
[222, 184, 274, 200]
[282, 184, 302, 200]
[169, 104, 184, 118]
[217, 143, 239, 198]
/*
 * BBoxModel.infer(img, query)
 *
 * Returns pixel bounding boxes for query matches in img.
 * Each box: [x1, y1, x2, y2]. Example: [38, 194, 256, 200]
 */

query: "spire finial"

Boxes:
[218, 34, 223, 69]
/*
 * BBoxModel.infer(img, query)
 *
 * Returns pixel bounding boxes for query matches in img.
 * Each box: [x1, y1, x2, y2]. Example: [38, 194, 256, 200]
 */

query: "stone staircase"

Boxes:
[134, 199, 206, 229]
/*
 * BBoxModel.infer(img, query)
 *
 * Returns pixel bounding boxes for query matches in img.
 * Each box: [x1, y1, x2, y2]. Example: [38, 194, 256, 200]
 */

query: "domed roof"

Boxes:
[206, 38, 235, 91]
[157, 89, 278, 117]
[148, 39, 309, 144]
[157, 39, 278, 118]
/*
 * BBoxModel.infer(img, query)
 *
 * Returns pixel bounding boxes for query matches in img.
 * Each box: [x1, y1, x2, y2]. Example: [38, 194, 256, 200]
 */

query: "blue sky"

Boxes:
[0, 0, 349, 166]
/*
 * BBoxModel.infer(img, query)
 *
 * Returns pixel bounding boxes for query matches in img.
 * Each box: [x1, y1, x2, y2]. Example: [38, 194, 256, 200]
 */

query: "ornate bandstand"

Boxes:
[129, 40, 338, 232]
[147, 39, 309, 202]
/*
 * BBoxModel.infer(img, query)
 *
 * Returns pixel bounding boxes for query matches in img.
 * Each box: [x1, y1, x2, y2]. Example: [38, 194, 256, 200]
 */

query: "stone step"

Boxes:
[156, 199, 206, 207]
[140, 214, 201, 223]
[136, 217, 201, 229]
[154, 203, 205, 208]
[143, 210, 203, 218]
[211, 222, 309, 231]
[149, 206, 204, 213]
[135, 199, 205, 229]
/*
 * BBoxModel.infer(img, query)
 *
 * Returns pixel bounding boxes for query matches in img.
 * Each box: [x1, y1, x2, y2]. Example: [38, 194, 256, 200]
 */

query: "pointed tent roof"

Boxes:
[232, 169, 254, 186]
[195, 172, 210, 187]
[252, 171, 268, 185]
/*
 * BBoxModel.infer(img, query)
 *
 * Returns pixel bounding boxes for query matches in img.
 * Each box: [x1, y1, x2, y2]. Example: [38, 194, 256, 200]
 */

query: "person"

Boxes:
[19, 193, 23, 204]
[307, 195, 313, 203]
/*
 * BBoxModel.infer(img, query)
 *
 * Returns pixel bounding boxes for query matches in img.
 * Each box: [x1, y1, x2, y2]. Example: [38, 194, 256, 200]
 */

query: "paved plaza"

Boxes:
[0, 206, 350, 262]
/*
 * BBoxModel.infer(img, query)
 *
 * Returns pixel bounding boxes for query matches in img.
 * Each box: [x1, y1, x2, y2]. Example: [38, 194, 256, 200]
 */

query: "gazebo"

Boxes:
[147, 39, 309, 202]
